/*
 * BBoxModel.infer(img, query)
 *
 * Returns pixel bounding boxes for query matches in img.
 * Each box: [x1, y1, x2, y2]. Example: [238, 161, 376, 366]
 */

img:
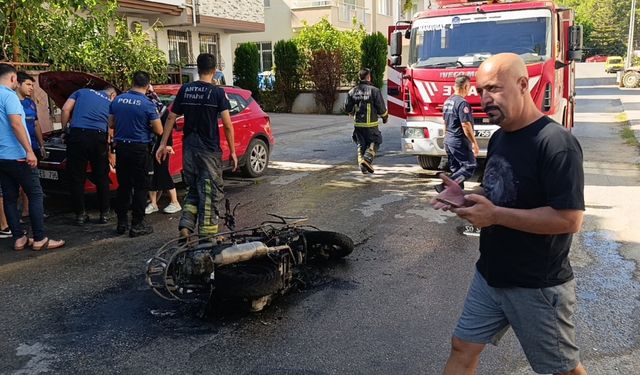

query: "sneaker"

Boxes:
[0, 227, 11, 239]
[163, 202, 182, 214]
[99, 212, 112, 224]
[145, 203, 159, 215]
[75, 213, 90, 226]
[130, 222, 154, 237]
[359, 164, 369, 174]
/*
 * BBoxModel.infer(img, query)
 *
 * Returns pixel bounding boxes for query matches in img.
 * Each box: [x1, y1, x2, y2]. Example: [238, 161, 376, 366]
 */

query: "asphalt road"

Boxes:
[1, 63, 639, 375]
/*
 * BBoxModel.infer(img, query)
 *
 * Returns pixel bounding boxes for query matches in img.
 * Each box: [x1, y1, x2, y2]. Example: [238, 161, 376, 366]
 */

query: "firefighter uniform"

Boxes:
[344, 80, 388, 173]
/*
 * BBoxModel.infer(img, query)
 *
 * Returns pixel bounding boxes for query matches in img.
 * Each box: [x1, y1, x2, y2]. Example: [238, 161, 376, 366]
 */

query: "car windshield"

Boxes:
[409, 9, 552, 68]
[608, 58, 623, 63]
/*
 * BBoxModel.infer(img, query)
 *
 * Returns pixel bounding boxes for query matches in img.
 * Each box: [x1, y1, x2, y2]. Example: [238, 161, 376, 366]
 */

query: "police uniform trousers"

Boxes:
[65, 128, 110, 216]
[114, 141, 153, 226]
[179, 134, 224, 236]
[444, 139, 477, 183]
[352, 126, 383, 166]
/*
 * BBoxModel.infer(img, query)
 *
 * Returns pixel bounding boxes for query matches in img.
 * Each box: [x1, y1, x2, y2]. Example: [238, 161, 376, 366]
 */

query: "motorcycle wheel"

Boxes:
[215, 260, 282, 298]
[304, 231, 354, 260]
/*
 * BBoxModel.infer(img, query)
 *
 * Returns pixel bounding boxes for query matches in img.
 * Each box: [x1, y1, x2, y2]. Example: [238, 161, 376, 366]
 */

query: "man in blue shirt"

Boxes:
[16, 72, 45, 159]
[0, 63, 64, 251]
[109, 71, 162, 237]
[61, 84, 116, 225]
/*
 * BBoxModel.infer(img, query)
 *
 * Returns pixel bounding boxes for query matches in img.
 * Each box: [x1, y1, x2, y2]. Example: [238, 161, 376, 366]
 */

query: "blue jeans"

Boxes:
[0, 160, 46, 240]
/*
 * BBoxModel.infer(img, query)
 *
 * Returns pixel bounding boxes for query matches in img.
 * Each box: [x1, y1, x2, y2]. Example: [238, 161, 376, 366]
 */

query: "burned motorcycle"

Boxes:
[145, 202, 354, 313]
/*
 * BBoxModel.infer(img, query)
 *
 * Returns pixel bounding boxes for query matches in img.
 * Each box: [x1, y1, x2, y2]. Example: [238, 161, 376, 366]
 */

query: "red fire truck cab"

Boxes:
[387, 0, 583, 169]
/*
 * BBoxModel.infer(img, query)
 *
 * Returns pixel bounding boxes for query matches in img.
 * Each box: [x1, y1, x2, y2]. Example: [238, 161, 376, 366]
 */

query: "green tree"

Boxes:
[273, 39, 302, 113]
[360, 32, 388, 89]
[0, 0, 167, 89]
[294, 18, 365, 87]
[233, 42, 261, 99]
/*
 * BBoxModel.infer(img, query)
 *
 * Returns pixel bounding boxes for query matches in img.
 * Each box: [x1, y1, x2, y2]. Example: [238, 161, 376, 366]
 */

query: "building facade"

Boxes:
[230, 0, 429, 74]
[117, 0, 265, 81]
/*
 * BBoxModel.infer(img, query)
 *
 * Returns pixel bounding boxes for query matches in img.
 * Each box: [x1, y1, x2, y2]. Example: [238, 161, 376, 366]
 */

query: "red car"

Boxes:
[585, 55, 607, 63]
[37, 72, 274, 194]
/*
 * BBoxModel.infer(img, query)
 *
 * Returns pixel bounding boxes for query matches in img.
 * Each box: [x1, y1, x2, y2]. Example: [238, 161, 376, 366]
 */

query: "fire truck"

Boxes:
[387, 0, 583, 169]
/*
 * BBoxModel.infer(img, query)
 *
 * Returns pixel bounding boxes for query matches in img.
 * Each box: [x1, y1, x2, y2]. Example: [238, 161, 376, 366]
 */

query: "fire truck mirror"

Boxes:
[390, 31, 403, 57]
[568, 25, 583, 61]
[390, 55, 403, 67]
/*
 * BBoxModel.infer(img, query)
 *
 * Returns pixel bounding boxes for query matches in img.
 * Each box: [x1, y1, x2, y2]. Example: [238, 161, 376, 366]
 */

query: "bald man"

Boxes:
[432, 54, 587, 375]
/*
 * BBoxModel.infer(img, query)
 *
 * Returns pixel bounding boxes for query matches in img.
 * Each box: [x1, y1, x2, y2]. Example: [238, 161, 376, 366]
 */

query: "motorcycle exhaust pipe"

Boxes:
[213, 241, 290, 266]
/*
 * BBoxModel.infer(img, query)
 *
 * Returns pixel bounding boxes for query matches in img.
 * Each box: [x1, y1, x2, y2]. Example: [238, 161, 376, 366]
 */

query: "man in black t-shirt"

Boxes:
[156, 53, 237, 238]
[432, 54, 587, 375]
[437, 75, 479, 192]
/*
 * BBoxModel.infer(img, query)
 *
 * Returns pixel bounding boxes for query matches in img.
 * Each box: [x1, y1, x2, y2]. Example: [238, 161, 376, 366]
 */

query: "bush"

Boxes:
[233, 43, 260, 99]
[273, 40, 302, 113]
[361, 32, 388, 89]
[308, 50, 343, 114]
[258, 90, 286, 113]
[294, 18, 365, 88]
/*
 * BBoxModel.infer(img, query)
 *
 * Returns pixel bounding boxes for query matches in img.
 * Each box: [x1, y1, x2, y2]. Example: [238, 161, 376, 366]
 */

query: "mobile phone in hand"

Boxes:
[435, 197, 462, 208]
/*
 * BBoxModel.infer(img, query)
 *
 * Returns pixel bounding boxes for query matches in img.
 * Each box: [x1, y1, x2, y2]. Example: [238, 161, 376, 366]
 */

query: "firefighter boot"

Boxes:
[361, 143, 376, 174]
[357, 147, 369, 174]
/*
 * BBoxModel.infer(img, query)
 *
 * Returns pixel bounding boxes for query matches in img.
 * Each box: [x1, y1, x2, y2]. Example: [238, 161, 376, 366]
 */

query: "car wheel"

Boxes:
[417, 155, 442, 170]
[241, 138, 269, 178]
[622, 71, 640, 88]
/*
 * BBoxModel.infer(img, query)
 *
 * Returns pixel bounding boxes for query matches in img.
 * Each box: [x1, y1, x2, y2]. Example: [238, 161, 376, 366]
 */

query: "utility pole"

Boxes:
[626, 0, 637, 69]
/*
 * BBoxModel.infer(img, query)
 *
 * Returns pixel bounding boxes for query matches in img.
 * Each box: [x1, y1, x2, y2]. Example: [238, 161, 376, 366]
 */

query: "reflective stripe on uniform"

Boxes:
[354, 121, 380, 127]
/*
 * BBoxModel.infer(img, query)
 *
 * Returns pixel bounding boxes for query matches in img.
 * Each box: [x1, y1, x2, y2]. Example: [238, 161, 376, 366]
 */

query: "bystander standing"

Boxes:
[432, 53, 587, 375]
[0, 63, 64, 251]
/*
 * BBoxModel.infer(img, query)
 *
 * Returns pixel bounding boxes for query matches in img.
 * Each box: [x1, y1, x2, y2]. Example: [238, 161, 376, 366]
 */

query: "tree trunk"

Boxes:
[9, 1, 21, 61]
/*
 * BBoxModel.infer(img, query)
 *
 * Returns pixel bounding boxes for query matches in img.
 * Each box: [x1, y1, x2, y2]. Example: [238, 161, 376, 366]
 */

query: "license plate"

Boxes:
[475, 130, 492, 138]
[38, 170, 59, 180]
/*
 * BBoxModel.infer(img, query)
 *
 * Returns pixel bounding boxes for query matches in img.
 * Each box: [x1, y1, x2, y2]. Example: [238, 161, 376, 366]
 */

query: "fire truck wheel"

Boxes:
[418, 156, 442, 170]
[215, 261, 282, 298]
[622, 71, 640, 88]
[304, 231, 354, 260]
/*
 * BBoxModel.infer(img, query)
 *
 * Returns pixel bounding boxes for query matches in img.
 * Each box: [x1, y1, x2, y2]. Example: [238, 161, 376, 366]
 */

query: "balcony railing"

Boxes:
[338, 2, 368, 25]
[291, 0, 369, 26]
[291, 0, 333, 8]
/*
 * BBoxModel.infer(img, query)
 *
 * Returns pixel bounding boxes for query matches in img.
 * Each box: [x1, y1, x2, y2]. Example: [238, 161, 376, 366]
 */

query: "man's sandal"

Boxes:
[14, 236, 34, 251]
[32, 238, 65, 251]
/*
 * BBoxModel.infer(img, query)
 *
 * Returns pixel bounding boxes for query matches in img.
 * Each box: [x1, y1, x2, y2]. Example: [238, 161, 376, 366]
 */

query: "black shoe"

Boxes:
[359, 164, 369, 174]
[129, 222, 154, 237]
[99, 212, 112, 224]
[75, 214, 90, 226]
[116, 218, 129, 235]
[0, 227, 11, 239]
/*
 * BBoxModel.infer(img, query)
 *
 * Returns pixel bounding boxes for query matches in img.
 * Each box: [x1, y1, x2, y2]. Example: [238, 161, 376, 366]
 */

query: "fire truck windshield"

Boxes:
[409, 9, 552, 68]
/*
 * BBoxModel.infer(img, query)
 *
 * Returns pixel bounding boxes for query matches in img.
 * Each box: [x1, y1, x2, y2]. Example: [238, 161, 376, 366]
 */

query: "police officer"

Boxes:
[109, 71, 163, 237]
[437, 75, 480, 192]
[61, 84, 117, 225]
[345, 68, 388, 174]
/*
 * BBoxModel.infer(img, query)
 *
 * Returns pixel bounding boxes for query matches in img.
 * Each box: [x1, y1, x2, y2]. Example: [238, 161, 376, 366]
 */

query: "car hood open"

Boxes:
[38, 71, 119, 108]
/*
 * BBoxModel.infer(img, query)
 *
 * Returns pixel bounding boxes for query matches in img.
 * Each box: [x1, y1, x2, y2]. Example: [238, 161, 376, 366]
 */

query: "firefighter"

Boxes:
[344, 68, 388, 174]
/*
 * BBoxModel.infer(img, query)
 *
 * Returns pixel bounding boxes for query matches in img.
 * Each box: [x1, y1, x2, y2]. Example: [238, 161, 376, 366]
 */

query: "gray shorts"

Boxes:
[453, 271, 580, 374]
